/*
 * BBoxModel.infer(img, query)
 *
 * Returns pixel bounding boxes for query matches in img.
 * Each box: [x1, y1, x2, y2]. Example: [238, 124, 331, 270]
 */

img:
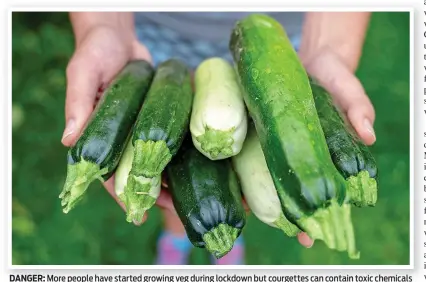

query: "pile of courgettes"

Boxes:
[59, 14, 378, 260]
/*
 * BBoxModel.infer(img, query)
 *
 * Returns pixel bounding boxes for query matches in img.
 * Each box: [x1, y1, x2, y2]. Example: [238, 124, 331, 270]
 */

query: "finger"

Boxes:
[346, 104, 376, 146]
[103, 175, 148, 226]
[306, 50, 376, 145]
[103, 176, 126, 211]
[134, 212, 148, 226]
[62, 51, 101, 146]
[297, 232, 314, 248]
[161, 173, 169, 188]
[64, 37, 149, 148]
[131, 41, 152, 63]
[93, 41, 151, 101]
[241, 197, 250, 212]
[96, 86, 106, 100]
[156, 189, 177, 214]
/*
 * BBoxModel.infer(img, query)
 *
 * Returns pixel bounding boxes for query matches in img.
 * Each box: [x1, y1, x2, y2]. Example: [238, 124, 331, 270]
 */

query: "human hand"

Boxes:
[302, 48, 376, 146]
[62, 25, 151, 148]
[299, 12, 375, 146]
[293, 47, 375, 248]
[62, 15, 157, 223]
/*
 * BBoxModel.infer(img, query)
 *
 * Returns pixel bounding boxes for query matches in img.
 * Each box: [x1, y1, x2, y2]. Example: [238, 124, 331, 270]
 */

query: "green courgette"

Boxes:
[59, 60, 154, 214]
[115, 139, 161, 224]
[232, 124, 300, 236]
[230, 14, 359, 259]
[190, 57, 248, 160]
[166, 140, 246, 259]
[310, 79, 378, 207]
[130, 58, 193, 178]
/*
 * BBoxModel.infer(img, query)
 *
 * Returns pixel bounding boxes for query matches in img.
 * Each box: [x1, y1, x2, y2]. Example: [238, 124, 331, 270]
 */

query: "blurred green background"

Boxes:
[11, 12, 410, 265]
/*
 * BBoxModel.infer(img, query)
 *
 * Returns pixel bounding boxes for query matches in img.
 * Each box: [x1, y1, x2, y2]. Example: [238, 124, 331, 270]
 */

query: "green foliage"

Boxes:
[11, 11, 410, 265]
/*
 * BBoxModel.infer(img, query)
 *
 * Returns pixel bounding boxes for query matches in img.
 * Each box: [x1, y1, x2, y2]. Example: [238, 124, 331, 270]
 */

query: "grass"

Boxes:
[11, 11, 410, 265]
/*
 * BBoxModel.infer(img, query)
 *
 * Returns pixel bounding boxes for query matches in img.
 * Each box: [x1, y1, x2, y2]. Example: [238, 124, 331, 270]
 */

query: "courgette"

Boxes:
[166, 140, 246, 259]
[130, 58, 193, 178]
[232, 124, 300, 236]
[59, 60, 154, 213]
[230, 14, 359, 259]
[190, 57, 248, 160]
[310, 79, 378, 207]
[115, 139, 161, 224]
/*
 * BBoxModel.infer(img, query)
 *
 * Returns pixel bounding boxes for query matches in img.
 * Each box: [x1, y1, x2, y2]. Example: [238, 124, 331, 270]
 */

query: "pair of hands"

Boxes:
[61, 25, 376, 248]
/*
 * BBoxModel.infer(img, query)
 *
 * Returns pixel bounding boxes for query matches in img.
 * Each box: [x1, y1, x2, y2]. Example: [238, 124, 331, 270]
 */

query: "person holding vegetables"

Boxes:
[61, 11, 376, 265]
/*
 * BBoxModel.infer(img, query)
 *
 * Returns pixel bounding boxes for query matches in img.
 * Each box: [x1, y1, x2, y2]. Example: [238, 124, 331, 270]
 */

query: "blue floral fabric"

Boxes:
[135, 21, 301, 70]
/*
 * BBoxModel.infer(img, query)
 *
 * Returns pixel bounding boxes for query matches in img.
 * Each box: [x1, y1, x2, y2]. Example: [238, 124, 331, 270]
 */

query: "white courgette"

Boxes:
[190, 57, 248, 160]
[231, 125, 300, 236]
[115, 139, 161, 224]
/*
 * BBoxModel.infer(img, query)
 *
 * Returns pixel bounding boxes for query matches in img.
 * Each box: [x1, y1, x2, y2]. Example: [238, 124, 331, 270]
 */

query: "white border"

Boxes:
[409, 5, 414, 271]
[7, 6, 418, 11]
[8, 7, 414, 270]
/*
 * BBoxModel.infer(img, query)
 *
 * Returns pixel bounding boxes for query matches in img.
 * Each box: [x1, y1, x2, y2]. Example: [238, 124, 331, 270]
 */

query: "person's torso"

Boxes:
[133, 12, 304, 68]
[134, 12, 304, 42]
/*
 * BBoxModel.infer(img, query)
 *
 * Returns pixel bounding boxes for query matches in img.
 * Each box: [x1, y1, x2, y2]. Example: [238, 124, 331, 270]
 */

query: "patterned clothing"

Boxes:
[155, 231, 245, 265]
[134, 12, 303, 69]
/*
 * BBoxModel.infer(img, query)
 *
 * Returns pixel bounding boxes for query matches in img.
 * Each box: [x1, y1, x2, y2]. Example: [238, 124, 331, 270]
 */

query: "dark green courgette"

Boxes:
[167, 140, 246, 259]
[130, 59, 193, 178]
[230, 14, 359, 259]
[310, 79, 378, 207]
[59, 60, 154, 213]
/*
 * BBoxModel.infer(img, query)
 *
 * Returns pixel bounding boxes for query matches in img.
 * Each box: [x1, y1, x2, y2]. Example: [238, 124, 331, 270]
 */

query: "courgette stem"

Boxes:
[59, 158, 108, 214]
[118, 174, 160, 224]
[202, 223, 240, 259]
[346, 170, 378, 207]
[297, 199, 360, 259]
[131, 140, 172, 178]
[273, 214, 300, 237]
[115, 140, 161, 224]
[195, 126, 236, 159]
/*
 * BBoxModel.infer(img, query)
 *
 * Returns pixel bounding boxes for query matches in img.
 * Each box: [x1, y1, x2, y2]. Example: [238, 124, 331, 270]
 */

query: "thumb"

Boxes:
[62, 51, 101, 146]
[306, 50, 376, 145]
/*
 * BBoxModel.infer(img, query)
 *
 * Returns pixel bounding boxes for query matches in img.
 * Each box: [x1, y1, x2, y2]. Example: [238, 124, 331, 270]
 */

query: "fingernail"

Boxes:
[61, 119, 75, 142]
[298, 232, 314, 248]
[363, 119, 376, 138]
